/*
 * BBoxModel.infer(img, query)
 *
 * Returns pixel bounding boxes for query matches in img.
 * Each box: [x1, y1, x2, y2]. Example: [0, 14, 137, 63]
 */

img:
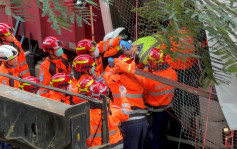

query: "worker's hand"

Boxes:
[114, 58, 136, 74]
[108, 57, 114, 67]
[119, 85, 127, 97]
[120, 40, 131, 50]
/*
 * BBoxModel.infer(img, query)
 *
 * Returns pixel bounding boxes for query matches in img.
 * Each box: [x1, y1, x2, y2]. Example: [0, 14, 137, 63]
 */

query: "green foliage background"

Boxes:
[1, 0, 236, 87]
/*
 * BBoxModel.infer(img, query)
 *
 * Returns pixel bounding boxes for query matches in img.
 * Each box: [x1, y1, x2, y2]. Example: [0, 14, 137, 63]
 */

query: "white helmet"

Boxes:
[103, 27, 127, 41]
[0, 45, 18, 61]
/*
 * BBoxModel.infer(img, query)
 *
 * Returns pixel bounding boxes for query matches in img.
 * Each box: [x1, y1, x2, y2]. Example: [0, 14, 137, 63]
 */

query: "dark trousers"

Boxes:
[150, 111, 170, 149]
[0, 142, 19, 149]
[121, 118, 149, 149]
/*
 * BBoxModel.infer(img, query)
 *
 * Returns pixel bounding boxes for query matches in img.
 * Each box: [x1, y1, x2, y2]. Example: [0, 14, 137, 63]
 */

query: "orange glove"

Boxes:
[114, 58, 136, 74]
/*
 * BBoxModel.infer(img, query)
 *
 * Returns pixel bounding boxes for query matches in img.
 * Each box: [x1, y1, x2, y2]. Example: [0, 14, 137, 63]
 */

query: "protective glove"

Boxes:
[114, 58, 136, 74]
[119, 85, 127, 97]
[108, 57, 114, 67]
[120, 40, 131, 50]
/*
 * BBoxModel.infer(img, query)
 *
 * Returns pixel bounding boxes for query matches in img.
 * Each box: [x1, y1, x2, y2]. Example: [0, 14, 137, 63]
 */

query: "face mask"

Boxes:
[55, 47, 64, 57]
[36, 91, 40, 95]
[94, 47, 99, 57]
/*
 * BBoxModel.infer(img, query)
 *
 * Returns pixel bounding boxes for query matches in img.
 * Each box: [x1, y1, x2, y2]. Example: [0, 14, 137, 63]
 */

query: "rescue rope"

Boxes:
[178, 66, 186, 149]
[133, 0, 138, 62]
[202, 86, 212, 149]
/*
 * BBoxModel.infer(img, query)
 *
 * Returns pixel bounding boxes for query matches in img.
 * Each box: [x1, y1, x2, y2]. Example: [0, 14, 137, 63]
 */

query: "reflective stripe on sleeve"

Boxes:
[2, 80, 6, 85]
[19, 60, 27, 67]
[129, 109, 148, 115]
[126, 93, 143, 98]
[103, 40, 107, 52]
[121, 103, 130, 108]
[20, 69, 30, 75]
[113, 93, 143, 98]
[113, 93, 121, 98]
[87, 129, 117, 140]
[149, 89, 174, 96]
[109, 39, 113, 48]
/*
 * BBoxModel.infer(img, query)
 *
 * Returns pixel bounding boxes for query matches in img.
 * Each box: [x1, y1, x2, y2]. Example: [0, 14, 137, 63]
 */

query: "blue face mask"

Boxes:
[55, 48, 64, 57]
[91, 66, 95, 75]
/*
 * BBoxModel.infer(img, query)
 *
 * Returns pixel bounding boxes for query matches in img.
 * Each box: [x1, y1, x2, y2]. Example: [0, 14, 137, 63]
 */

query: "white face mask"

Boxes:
[94, 47, 99, 57]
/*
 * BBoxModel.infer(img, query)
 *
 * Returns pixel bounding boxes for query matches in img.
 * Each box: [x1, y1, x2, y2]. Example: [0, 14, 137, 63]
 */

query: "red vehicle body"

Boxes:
[0, 0, 105, 51]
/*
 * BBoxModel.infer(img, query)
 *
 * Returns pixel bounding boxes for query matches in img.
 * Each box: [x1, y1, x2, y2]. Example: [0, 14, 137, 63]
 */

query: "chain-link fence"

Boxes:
[112, 0, 237, 148]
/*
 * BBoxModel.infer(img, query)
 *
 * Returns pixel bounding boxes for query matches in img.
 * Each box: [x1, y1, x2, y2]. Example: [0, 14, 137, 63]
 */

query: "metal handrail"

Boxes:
[0, 72, 103, 104]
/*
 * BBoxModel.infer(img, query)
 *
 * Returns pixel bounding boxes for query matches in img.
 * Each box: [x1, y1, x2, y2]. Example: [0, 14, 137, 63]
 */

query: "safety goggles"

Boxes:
[3, 27, 14, 36]
[57, 40, 63, 46]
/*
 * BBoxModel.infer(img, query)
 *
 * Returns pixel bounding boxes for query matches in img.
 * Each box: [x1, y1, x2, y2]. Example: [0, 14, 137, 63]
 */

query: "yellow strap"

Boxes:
[89, 47, 95, 52]
[76, 47, 86, 50]
[4, 32, 11, 36]
[122, 57, 130, 62]
[85, 79, 94, 88]
[128, 64, 131, 73]
[52, 78, 65, 82]
[73, 60, 89, 66]
[78, 88, 89, 92]
[116, 46, 121, 51]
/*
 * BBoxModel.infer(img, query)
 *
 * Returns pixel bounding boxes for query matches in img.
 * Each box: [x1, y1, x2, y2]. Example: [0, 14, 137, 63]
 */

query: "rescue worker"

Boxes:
[0, 23, 30, 78]
[70, 54, 96, 104]
[0, 45, 20, 88]
[115, 33, 165, 66]
[86, 81, 131, 148]
[71, 76, 95, 104]
[39, 36, 71, 97]
[115, 55, 148, 149]
[19, 76, 40, 94]
[143, 48, 177, 149]
[46, 73, 73, 105]
[96, 27, 132, 68]
[76, 39, 103, 77]
[113, 48, 178, 149]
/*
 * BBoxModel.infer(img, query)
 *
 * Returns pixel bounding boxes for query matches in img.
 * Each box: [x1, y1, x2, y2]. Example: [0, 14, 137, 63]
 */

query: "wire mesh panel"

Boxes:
[112, 0, 237, 148]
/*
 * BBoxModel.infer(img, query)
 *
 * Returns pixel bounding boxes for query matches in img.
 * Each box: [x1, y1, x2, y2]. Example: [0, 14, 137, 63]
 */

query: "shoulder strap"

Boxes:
[49, 62, 57, 76]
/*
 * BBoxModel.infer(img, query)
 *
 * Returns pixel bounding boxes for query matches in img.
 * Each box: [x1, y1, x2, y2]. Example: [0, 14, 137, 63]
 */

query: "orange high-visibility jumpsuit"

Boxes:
[0, 63, 20, 88]
[39, 54, 71, 97]
[86, 96, 130, 148]
[0, 37, 30, 77]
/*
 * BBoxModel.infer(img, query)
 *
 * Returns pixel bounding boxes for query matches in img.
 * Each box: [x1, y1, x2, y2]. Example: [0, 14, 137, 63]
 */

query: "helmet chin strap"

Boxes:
[5, 61, 16, 68]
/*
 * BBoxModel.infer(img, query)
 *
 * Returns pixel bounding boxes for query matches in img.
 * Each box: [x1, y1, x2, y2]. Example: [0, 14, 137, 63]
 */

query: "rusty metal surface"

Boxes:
[0, 72, 102, 104]
[0, 84, 90, 149]
[135, 68, 218, 100]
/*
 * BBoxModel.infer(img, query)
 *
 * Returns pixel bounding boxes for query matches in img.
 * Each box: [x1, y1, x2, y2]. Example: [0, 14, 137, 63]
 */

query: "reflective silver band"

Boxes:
[149, 89, 174, 96]
[88, 129, 117, 139]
